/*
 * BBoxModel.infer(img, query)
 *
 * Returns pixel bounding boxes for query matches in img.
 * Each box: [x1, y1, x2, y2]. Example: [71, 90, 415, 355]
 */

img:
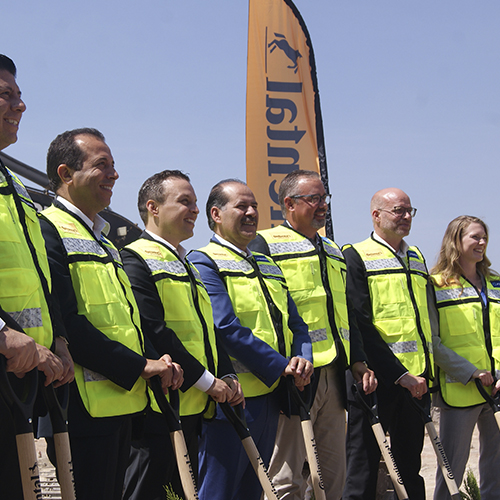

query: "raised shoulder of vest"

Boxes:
[196, 242, 232, 261]
[258, 226, 295, 241]
[352, 237, 387, 259]
[126, 238, 164, 259]
[431, 273, 449, 289]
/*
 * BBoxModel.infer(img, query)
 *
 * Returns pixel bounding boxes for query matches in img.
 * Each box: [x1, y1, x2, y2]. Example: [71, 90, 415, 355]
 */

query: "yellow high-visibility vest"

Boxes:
[0, 166, 53, 348]
[196, 242, 293, 397]
[257, 226, 349, 368]
[434, 274, 500, 407]
[345, 237, 433, 378]
[124, 237, 218, 416]
[42, 205, 147, 418]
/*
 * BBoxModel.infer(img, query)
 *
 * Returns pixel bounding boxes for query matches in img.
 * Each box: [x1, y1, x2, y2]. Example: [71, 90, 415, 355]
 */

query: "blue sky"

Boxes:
[4, 1, 500, 267]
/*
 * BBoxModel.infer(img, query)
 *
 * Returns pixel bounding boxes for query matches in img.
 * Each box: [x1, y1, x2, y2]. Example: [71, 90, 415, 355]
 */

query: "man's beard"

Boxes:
[311, 218, 326, 230]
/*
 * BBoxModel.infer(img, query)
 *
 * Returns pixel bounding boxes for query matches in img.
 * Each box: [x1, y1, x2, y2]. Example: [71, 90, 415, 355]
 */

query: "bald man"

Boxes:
[342, 188, 435, 500]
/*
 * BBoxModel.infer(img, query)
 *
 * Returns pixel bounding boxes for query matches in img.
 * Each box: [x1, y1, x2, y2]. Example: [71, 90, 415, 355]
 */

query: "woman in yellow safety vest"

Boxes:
[432, 215, 500, 500]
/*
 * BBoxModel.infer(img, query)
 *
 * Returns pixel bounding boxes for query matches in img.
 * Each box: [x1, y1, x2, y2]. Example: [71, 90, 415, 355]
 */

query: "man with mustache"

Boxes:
[189, 179, 314, 500]
[342, 188, 433, 500]
[249, 169, 377, 500]
[0, 54, 73, 498]
[40, 129, 183, 500]
[121, 170, 243, 499]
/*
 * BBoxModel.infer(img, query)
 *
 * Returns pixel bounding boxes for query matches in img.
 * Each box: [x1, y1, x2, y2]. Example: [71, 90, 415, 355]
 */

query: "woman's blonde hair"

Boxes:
[431, 215, 496, 287]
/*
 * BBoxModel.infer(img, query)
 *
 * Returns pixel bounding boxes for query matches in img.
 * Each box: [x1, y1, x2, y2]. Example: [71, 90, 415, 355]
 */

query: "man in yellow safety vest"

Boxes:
[41, 128, 183, 500]
[342, 188, 434, 500]
[0, 54, 73, 498]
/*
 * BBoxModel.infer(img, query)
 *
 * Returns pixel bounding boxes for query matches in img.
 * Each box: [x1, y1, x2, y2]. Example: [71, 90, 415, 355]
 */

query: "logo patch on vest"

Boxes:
[144, 247, 163, 258]
[211, 250, 229, 258]
[407, 250, 419, 259]
[364, 250, 383, 257]
[59, 222, 80, 236]
[491, 281, 500, 288]
[270, 233, 293, 240]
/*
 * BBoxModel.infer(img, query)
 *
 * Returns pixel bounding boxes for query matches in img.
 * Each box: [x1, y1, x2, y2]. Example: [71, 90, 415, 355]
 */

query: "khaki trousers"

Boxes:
[264, 363, 346, 500]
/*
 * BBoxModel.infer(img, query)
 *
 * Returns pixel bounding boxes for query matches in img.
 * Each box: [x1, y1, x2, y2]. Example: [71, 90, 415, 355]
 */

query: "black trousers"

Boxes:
[123, 410, 202, 500]
[0, 396, 24, 499]
[343, 373, 426, 500]
[47, 415, 132, 500]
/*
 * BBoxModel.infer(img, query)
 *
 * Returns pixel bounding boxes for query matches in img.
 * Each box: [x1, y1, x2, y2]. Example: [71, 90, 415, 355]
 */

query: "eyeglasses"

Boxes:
[291, 194, 331, 205]
[378, 206, 417, 218]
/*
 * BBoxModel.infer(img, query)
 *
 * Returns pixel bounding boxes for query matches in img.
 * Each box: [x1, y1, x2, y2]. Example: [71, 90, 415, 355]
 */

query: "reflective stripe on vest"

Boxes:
[0, 166, 53, 348]
[41, 205, 147, 418]
[433, 275, 500, 407]
[196, 242, 292, 398]
[349, 237, 433, 378]
[124, 238, 218, 416]
[258, 226, 350, 368]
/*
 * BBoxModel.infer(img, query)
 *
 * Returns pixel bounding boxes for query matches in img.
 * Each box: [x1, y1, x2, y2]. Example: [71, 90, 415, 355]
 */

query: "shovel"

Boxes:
[220, 401, 281, 500]
[0, 355, 40, 500]
[150, 375, 199, 500]
[474, 378, 500, 431]
[287, 376, 326, 500]
[352, 383, 409, 500]
[41, 380, 75, 499]
[407, 391, 460, 499]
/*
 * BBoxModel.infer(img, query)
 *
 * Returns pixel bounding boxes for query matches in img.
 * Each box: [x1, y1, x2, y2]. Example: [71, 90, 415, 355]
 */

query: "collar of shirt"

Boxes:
[213, 233, 251, 257]
[145, 230, 187, 260]
[372, 231, 409, 259]
[55, 196, 110, 239]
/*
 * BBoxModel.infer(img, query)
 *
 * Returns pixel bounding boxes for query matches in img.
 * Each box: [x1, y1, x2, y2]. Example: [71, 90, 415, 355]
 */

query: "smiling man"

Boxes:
[40, 129, 183, 500]
[249, 170, 376, 500]
[0, 54, 73, 499]
[342, 188, 434, 500]
[120, 170, 243, 500]
[189, 179, 313, 500]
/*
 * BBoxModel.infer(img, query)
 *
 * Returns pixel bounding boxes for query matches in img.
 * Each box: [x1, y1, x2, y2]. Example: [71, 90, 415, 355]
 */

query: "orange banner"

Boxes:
[246, 0, 332, 236]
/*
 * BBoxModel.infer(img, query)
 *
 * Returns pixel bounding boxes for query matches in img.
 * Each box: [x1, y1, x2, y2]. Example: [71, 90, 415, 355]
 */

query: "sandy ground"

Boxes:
[34, 407, 482, 499]
[376, 406, 480, 499]
[35, 438, 62, 500]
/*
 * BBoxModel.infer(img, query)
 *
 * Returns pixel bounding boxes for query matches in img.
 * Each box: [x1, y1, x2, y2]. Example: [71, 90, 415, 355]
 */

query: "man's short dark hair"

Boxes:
[206, 179, 246, 231]
[0, 55, 16, 77]
[279, 170, 320, 217]
[137, 170, 191, 225]
[46, 128, 106, 192]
